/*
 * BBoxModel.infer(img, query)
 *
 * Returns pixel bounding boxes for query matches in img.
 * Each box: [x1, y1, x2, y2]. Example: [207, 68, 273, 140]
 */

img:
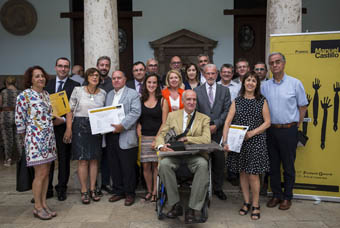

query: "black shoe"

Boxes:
[214, 190, 227, 200]
[96, 188, 103, 197]
[31, 191, 53, 203]
[166, 203, 183, 218]
[101, 185, 113, 194]
[57, 191, 67, 201]
[185, 208, 199, 224]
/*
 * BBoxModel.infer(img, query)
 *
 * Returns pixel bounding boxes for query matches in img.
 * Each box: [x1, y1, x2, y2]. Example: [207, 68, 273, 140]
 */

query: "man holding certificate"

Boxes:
[105, 70, 141, 206]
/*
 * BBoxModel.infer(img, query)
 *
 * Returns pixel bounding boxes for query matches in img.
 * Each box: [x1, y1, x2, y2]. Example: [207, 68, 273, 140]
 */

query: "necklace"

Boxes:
[87, 86, 96, 101]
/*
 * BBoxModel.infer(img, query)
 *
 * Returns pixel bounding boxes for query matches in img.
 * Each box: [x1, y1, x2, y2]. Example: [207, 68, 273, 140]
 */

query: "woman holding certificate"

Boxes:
[15, 66, 58, 220]
[137, 73, 168, 202]
[222, 72, 270, 220]
[63, 68, 106, 204]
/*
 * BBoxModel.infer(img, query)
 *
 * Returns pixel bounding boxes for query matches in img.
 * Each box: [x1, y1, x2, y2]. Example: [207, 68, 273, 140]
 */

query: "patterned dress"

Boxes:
[226, 96, 269, 174]
[15, 89, 57, 166]
[0, 88, 22, 161]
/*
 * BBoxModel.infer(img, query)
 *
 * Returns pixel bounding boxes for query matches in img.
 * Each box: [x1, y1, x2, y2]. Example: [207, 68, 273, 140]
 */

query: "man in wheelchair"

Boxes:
[155, 90, 211, 223]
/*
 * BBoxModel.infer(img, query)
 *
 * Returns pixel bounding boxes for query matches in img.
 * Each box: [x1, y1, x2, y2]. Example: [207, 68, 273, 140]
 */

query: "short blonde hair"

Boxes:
[165, 70, 183, 88]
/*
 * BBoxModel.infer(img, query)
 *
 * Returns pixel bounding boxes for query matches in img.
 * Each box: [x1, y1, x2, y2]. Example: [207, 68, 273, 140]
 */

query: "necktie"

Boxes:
[186, 114, 192, 128]
[208, 86, 214, 108]
[138, 82, 142, 94]
[57, 81, 64, 92]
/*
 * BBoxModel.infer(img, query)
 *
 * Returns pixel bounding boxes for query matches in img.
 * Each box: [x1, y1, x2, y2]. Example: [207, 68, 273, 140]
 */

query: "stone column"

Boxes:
[265, 0, 302, 60]
[84, 0, 119, 75]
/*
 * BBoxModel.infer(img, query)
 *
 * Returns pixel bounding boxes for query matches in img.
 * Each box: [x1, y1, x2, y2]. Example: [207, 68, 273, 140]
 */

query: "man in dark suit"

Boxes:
[194, 64, 231, 200]
[45, 57, 80, 201]
[126, 61, 146, 94]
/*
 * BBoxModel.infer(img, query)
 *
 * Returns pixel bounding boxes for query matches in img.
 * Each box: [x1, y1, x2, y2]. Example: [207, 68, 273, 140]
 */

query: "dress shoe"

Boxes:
[214, 190, 227, 200]
[279, 200, 292, 210]
[96, 188, 103, 197]
[166, 203, 183, 218]
[108, 194, 125, 202]
[101, 185, 114, 194]
[124, 195, 135, 206]
[185, 208, 199, 224]
[57, 191, 67, 201]
[266, 197, 281, 208]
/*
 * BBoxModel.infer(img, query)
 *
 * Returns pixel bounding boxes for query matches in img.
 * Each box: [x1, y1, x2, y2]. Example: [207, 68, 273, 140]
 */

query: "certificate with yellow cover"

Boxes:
[49, 91, 70, 117]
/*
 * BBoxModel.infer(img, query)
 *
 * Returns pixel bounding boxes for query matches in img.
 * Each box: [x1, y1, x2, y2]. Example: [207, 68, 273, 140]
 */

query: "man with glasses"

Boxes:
[146, 58, 159, 75]
[161, 56, 186, 87]
[197, 54, 210, 84]
[45, 57, 80, 201]
[127, 61, 146, 95]
[234, 58, 250, 83]
[254, 61, 268, 81]
[262, 52, 308, 210]
[217, 63, 241, 101]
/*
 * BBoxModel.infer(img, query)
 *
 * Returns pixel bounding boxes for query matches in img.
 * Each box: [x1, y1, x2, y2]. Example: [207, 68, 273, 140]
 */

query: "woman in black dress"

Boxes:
[137, 73, 169, 202]
[222, 71, 271, 220]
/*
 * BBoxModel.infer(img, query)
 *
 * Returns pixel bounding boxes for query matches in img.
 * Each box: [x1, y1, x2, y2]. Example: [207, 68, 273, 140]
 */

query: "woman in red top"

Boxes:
[161, 70, 184, 112]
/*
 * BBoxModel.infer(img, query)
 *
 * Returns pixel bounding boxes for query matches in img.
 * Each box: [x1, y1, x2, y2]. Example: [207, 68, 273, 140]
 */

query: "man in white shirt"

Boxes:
[218, 63, 241, 101]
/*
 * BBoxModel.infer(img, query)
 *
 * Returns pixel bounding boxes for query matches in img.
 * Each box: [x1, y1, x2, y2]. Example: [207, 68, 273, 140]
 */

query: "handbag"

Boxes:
[16, 150, 35, 192]
[165, 111, 196, 151]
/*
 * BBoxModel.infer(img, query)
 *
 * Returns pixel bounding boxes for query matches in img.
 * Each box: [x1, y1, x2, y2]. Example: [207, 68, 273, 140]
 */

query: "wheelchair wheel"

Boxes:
[156, 177, 167, 220]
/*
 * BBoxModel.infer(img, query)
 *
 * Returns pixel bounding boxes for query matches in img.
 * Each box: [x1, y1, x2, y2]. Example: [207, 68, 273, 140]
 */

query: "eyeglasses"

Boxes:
[255, 68, 265, 71]
[57, 65, 70, 69]
[171, 61, 182, 65]
[89, 74, 99, 78]
[148, 64, 158, 67]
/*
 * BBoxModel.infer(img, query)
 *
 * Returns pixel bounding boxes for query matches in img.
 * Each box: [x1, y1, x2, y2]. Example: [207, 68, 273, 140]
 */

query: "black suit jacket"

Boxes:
[126, 80, 136, 90]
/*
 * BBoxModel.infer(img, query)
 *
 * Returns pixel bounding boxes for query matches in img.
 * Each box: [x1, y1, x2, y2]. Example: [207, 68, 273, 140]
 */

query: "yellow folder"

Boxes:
[49, 91, 70, 117]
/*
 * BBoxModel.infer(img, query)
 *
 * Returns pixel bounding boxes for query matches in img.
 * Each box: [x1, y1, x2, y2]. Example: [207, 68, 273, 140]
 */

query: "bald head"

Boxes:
[111, 70, 126, 91]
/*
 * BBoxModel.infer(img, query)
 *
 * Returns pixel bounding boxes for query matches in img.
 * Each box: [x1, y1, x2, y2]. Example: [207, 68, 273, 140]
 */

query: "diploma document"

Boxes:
[50, 91, 70, 117]
[88, 104, 125, 135]
[226, 125, 249, 153]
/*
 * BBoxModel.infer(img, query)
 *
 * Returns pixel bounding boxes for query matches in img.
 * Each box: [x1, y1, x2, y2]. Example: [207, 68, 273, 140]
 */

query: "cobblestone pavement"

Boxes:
[0, 162, 339, 228]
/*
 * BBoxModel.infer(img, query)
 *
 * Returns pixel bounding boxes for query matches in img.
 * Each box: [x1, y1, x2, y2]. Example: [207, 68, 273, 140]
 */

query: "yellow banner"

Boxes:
[49, 90, 70, 117]
[270, 31, 340, 199]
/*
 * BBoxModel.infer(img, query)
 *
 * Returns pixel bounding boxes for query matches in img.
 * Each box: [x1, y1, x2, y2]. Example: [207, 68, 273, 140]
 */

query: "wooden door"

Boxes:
[234, 15, 266, 67]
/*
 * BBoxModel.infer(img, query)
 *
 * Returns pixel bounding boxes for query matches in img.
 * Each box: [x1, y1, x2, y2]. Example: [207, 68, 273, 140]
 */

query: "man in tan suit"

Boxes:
[156, 90, 211, 222]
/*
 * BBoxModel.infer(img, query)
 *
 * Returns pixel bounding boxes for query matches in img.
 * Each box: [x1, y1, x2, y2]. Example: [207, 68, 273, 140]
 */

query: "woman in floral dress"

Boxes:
[15, 66, 61, 220]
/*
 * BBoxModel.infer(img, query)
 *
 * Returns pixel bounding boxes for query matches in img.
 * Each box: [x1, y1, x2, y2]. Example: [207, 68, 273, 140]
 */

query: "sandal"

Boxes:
[81, 191, 90, 204]
[89, 190, 101, 202]
[33, 208, 52, 220]
[144, 192, 152, 201]
[239, 202, 251, 216]
[251, 206, 261, 220]
[43, 206, 57, 217]
[151, 194, 157, 202]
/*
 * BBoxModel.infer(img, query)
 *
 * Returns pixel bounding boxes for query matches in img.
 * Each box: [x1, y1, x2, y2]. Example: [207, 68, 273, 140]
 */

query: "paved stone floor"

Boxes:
[0, 161, 340, 228]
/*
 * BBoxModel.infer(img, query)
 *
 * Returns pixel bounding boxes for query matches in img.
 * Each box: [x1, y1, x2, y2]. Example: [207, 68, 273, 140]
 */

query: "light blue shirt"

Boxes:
[218, 80, 241, 101]
[261, 74, 308, 124]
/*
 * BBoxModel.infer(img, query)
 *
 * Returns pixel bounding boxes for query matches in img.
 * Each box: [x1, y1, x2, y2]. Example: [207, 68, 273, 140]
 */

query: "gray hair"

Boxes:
[203, 63, 217, 72]
[197, 54, 210, 62]
[269, 52, 286, 62]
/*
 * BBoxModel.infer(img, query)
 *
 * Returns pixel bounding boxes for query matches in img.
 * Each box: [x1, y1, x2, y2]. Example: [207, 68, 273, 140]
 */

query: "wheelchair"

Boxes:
[155, 153, 212, 223]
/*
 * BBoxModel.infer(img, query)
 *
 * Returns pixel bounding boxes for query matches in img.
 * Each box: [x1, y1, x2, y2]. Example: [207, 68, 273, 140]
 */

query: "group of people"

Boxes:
[3, 51, 308, 222]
